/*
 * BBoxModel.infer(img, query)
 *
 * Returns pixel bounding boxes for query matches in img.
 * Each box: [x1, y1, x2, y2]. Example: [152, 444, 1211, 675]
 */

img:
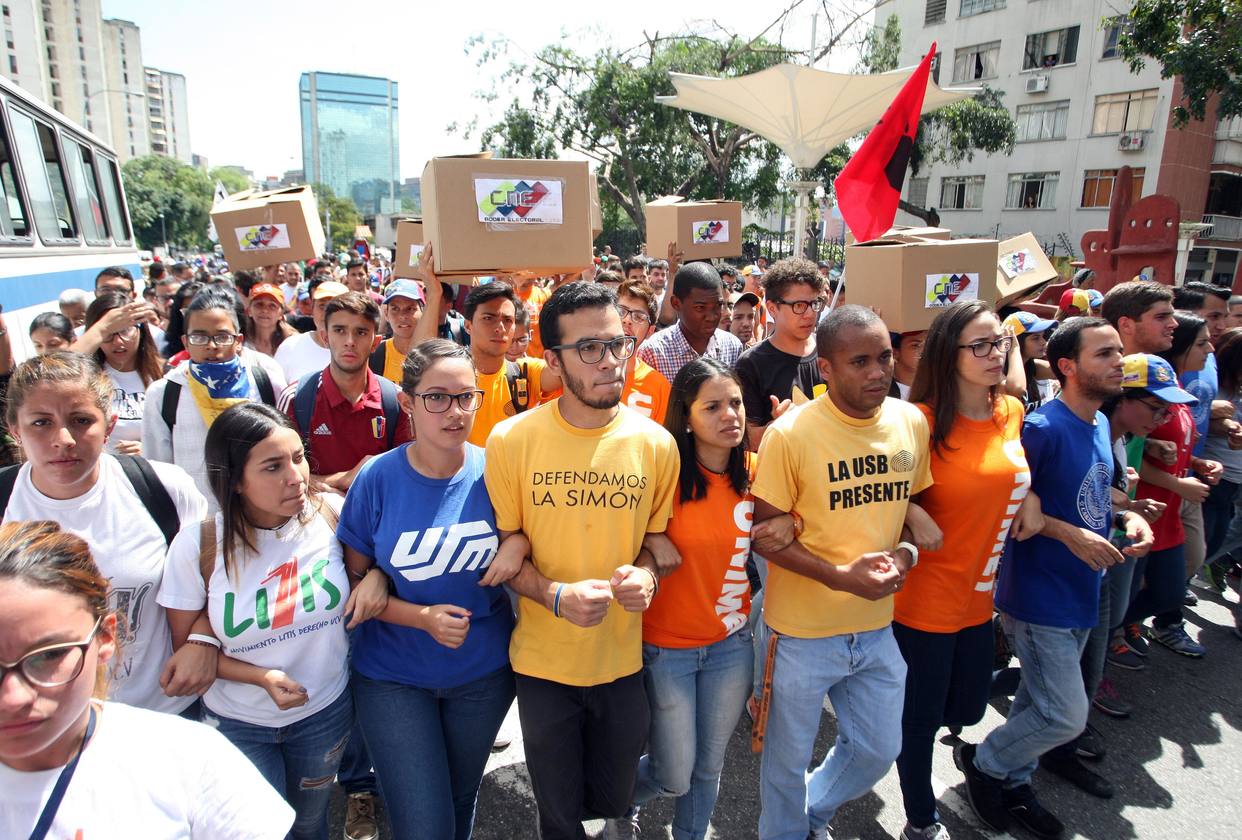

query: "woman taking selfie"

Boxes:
[0, 519, 295, 838]
[83, 291, 165, 456]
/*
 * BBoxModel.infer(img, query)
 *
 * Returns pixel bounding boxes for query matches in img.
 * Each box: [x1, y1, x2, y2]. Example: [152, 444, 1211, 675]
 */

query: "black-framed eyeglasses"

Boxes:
[409, 390, 484, 413]
[1135, 398, 1171, 424]
[773, 297, 827, 315]
[958, 337, 1014, 357]
[615, 304, 651, 325]
[1, 616, 102, 688]
[185, 333, 240, 347]
[548, 335, 637, 364]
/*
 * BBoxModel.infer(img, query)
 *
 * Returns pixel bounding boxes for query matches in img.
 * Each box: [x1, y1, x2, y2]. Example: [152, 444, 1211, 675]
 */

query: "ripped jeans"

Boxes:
[207, 687, 353, 840]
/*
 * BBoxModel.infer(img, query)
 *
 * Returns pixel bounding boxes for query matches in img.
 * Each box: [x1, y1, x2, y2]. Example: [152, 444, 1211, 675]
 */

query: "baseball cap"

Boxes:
[1059, 288, 1093, 313]
[1120, 354, 1197, 404]
[250, 283, 284, 306]
[1086, 289, 1104, 309]
[384, 279, 425, 304]
[1003, 311, 1058, 336]
[735, 292, 761, 307]
[296, 282, 311, 302]
[312, 280, 349, 301]
[740, 264, 764, 278]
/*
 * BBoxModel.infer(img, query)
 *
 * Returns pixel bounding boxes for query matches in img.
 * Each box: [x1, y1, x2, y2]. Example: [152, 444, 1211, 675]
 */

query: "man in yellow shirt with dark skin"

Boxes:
[485, 281, 679, 840]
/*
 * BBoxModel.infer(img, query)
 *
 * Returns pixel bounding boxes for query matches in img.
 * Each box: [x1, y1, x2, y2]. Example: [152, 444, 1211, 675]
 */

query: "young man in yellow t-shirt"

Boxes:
[751, 304, 932, 840]
[371, 279, 424, 383]
[485, 281, 679, 840]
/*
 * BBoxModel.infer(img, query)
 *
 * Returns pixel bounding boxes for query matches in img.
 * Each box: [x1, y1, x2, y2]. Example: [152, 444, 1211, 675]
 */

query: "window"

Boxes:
[99, 156, 131, 243]
[1092, 89, 1159, 134]
[1015, 100, 1070, 142]
[62, 139, 107, 242]
[1023, 26, 1079, 70]
[1081, 168, 1145, 208]
[953, 41, 1001, 83]
[1101, 17, 1128, 60]
[907, 177, 929, 208]
[0, 110, 30, 239]
[940, 176, 986, 209]
[925, 0, 947, 24]
[8, 108, 76, 241]
[1006, 172, 1059, 209]
[960, 0, 1004, 16]
[930, 52, 941, 84]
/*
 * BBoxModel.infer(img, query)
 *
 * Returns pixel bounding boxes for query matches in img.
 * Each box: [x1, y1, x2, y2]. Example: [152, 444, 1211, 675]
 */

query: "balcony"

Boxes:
[1202, 214, 1242, 241]
[1216, 116, 1242, 167]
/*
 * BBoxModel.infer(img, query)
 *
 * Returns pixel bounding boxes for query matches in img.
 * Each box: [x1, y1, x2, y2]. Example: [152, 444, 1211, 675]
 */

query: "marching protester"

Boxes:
[1, 352, 208, 714]
[0, 520, 296, 838]
[244, 281, 298, 358]
[1003, 310, 1060, 412]
[371, 279, 425, 383]
[338, 339, 524, 840]
[616, 278, 672, 423]
[274, 280, 348, 385]
[639, 262, 743, 383]
[1201, 328, 1242, 603]
[29, 313, 75, 356]
[83, 291, 165, 456]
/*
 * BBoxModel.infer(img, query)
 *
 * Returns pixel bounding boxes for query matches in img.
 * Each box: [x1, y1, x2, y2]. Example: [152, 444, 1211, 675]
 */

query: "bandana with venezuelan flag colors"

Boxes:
[187, 358, 251, 428]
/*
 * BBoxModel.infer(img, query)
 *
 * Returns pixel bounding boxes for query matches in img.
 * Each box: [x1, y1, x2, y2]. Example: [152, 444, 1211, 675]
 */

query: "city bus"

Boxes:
[0, 74, 141, 362]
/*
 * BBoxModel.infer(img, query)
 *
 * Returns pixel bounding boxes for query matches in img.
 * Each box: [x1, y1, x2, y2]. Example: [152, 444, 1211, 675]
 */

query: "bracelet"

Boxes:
[186, 634, 221, 649]
[552, 583, 566, 618]
[642, 566, 660, 595]
[790, 511, 805, 537]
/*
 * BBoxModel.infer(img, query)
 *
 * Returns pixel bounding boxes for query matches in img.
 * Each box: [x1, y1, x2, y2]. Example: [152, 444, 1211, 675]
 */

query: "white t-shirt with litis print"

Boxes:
[2, 455, 207, 715]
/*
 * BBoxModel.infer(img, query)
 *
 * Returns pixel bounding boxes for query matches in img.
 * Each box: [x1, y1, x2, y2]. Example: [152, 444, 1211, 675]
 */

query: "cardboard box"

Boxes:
[996, 232, 1059, 307]
[422, 155, 595, 276]
[845, 225, 952, 246]
[211, 185, 325, 270]
[844, 235, 1000, 332]
[645, 196, 743, 260]
[393, 219, 424, 279]
[589, 173, 602, 241]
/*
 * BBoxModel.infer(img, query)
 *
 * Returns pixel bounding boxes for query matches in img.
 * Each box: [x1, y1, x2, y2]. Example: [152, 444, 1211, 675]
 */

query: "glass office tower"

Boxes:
[299, 72, 399, 216]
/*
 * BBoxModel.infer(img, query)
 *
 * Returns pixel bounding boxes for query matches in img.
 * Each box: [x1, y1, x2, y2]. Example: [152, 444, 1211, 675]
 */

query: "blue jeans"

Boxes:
[1083, 554, 1137, 700]
[974, 615, 1089, 786]
[208, 688, 353, 840]
[758, 625, 906, 840]
[632, 628, 754, 840]
[1203, 478, 1241, 560]
[1123, 544, 1186, 630]
[352, 666, 515, 840]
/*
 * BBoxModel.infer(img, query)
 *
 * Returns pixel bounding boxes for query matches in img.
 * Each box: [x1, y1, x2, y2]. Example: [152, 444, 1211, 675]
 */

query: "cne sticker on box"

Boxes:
[475, 178, 564, 225]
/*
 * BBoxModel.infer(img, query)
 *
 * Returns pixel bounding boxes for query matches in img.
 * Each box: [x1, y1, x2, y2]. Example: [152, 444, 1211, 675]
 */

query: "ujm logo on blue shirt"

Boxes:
[389, 522, 498, 582]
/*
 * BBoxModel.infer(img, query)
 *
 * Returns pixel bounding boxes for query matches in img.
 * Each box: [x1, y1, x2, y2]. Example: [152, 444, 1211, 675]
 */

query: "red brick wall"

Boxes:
[1156, 78, 1217, 221]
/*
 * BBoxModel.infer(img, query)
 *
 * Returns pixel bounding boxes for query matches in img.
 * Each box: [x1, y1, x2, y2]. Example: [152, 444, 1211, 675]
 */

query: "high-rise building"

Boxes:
[300, 71, 399, 215]
[880, 0, 1236, 285]
[2, 1, 46, 96]
[101, 18, 148, 160]
[145, 67, 190, 162]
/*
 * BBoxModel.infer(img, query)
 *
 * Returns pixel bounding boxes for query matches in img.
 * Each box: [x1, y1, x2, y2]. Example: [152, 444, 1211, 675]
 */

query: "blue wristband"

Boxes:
[553, 583, 565, 618]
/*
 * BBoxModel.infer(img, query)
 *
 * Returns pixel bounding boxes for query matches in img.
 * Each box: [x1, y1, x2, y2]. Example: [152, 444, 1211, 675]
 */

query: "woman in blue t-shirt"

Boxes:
[337, 339, 524, 840]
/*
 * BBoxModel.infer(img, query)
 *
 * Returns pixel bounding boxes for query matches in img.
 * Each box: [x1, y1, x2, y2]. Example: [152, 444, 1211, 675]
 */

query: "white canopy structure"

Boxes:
[656, 62, 977, 252]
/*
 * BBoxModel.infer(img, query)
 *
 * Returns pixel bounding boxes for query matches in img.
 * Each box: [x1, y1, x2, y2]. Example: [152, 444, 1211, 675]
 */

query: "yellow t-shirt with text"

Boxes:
[751, 395, 932, 638]
[484, 401, 679, 686]
[468, 359, 546, 447]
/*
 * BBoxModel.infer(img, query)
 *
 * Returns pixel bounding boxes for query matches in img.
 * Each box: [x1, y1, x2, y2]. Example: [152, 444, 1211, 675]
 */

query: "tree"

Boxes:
[209, 165, 251, 196]
[309, 184, 362, 250]
[122, 155, 213, 250]
[1117, 0, 1242, 126]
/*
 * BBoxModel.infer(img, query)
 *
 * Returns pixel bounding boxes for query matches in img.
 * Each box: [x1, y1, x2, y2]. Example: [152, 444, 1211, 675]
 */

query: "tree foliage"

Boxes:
[122, 155, 212, 250]
[209, 165, 251, 196]
[1117, 0, 1242, 126]
[309, 183, 362, 249]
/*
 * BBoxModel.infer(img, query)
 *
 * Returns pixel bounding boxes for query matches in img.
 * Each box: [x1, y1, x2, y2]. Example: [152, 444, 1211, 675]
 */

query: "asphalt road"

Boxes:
[331, 579, 1242, 839]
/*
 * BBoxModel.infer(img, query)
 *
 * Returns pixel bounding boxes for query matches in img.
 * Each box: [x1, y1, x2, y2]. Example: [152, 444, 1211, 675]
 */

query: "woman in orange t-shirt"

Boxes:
[615, 357, 790, 840]
[897, 301, 1038, 839]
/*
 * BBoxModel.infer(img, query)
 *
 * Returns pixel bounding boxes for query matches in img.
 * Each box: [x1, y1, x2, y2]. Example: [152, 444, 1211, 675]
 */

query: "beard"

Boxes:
[562, 364, 622, 410]
[1079, 369, 1123, 402]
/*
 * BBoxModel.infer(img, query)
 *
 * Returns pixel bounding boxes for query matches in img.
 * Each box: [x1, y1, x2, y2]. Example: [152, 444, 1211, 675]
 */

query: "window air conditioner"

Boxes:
[1025, 75, 1049, 94]
[1118, 131, 1146, 151]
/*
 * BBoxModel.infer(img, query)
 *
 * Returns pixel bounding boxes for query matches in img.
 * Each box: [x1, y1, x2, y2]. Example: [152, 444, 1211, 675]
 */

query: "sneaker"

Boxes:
[1073, 722, 1106, 761]
[1123, 623, 1149, 657]
[953, 742, 1009, 832]
[1092, 678, 1132, 719]
[1106, 639, 1145, 671]
[343, 792, 379, 840]
[1040, 750, 1114, 799]
[1184, 586, 1199, 606]
[1152, 623, 1206, 657]
[1202, 562, 1229, 594]
[602, 811, 640, 840]
[1002, 784, 1066, 839]
[491, 734, 512, 752]
[806, 826, 832, 840]
[902, 822, 950, 840]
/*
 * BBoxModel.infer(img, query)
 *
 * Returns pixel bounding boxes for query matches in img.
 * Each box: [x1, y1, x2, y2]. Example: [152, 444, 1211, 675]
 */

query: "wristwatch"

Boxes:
[896, 541, 919, 568]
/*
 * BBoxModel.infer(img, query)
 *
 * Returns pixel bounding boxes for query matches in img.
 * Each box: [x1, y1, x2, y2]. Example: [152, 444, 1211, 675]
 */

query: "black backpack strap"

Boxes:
[161, 380, 182, 433]
[506, 360, 531, 414]
[252, 365, 275, 406]
[369, 341, 388, 375]
[116, 455, 181, 547]
[0, 463, 20, 518]
[292, 371, 323, 445]
[378, 376, 400, 449]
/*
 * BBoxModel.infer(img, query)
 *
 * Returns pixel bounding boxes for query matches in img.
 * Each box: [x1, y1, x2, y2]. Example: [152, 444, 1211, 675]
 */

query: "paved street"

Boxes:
[332, 582, 1242, 839]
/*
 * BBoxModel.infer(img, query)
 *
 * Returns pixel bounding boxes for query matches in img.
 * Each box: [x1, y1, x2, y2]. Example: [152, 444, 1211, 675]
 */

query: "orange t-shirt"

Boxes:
[622, 358, 671, 425]
[643, 456, 754, 648]
[894, 396, 1030, 633]
[518, 283, 551, 357]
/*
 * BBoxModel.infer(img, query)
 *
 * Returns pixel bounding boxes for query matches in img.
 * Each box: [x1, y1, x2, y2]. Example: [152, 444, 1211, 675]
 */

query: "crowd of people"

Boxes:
[0, 241, 1238, 840]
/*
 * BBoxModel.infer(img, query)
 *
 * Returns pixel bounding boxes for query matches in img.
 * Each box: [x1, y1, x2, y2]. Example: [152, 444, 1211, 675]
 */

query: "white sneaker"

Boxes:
[902, 822, 951, 840]
[806, 825, 833, 840]
[602, 812, 640, 839]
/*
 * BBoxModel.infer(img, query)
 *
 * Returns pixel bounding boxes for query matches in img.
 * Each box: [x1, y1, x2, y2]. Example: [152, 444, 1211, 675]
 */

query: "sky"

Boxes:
[100, 0, 873, 181]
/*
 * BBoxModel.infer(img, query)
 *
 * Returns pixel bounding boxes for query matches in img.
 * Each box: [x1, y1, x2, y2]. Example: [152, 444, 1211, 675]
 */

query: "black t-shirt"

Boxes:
[735, 339, 823, 427]
[286, 314, 316, 334]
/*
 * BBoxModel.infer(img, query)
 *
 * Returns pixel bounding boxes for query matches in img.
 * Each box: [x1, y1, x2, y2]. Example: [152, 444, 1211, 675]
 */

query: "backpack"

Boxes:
[291, 370, 400, 453]
[198, 500, 339, 586]
[368, 341, 389, 376]
[504, 360, 531, 415]
[0, 454, 180, 547]
[162, 365, 275, 433]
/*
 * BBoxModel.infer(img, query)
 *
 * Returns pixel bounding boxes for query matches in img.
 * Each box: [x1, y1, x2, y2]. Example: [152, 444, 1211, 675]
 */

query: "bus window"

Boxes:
[8, 108, 77, 243]
[99, 156, 131, 244]
[0, 107, 31, 240]
[63, 138, 107, 244]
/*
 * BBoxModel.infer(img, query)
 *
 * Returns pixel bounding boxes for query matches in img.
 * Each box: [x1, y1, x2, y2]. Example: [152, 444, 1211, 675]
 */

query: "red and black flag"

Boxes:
[834, 43, 937, 243]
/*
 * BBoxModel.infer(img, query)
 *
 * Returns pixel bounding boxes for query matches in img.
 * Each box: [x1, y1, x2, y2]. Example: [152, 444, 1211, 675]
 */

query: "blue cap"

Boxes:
[1003, 311, 1057, 336]
[383, 279, 425, 304]
[1120, 354, 1197, 404]
[295, 282, 310, 302]
[1086, 289, 1104, 308]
